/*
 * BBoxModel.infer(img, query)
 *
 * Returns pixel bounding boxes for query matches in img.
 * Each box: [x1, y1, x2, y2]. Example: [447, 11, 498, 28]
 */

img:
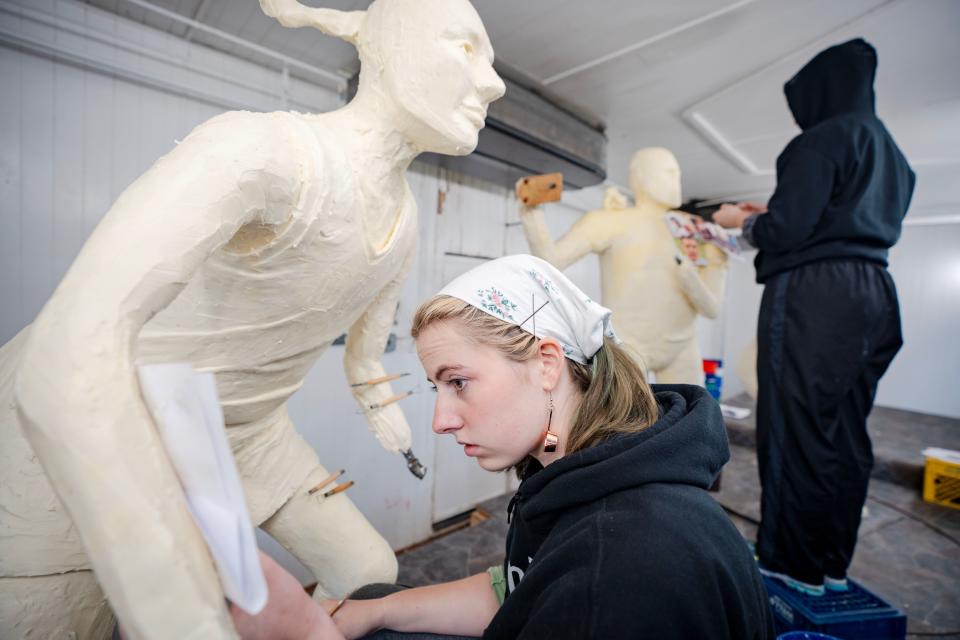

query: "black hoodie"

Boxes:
[482, 385, 776, 640]
[746, 38, 915, 283]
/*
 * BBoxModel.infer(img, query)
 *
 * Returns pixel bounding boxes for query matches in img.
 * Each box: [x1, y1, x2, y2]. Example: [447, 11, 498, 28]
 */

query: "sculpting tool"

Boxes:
[403, 449, 427, 479]
[366, 390, 414, 411]
[307, 469, 345, 495]
[350, 372, 410, 387]
[322, 480, 355, 499]
[329, 598, 348, 616]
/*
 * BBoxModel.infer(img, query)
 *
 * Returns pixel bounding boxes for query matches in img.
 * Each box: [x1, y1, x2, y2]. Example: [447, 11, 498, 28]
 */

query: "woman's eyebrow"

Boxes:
[434, 364, 465, 380]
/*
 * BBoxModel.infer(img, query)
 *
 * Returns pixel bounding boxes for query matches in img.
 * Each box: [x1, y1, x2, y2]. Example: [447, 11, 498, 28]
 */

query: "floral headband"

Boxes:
[438, 254, 618, 364]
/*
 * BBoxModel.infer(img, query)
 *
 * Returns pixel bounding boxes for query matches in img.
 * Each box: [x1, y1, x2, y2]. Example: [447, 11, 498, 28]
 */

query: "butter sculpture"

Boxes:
[520, 148, 727, 384]
[0, 0, 504, 637]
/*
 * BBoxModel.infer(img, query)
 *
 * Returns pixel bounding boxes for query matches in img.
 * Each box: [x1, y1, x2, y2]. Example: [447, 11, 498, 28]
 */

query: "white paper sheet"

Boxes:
[138, 363, 267, 614]
[719, 403, 752, 420]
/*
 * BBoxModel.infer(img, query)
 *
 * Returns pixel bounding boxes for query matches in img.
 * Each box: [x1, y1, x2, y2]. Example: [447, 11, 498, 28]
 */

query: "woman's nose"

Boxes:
[432, 396, 463, 435]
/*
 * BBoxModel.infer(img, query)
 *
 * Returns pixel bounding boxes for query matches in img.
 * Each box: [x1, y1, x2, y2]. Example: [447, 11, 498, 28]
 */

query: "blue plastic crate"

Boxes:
[764, 576, 906, 639]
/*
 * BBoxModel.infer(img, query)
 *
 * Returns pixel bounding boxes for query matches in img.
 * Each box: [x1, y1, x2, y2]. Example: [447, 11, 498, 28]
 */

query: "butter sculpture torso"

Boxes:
[0, 1, 505, 638]
[521, 148, 727, 384]
[142, 113, 415, 423]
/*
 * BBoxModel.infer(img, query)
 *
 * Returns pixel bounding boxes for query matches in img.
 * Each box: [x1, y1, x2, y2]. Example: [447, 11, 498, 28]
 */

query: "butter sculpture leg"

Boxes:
[262, 465, 399, 601]
[519, 147, 728, 385]
[226, 409, 398, 600]
[0, 0, 505, 637]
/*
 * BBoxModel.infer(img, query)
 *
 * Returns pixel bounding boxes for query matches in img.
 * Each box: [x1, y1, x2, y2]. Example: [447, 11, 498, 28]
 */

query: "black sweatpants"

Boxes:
[755, 259, 902, 585]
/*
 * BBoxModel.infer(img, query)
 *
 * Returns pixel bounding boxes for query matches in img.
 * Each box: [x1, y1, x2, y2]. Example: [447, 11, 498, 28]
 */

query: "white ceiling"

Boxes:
[84, 0, 960, 218]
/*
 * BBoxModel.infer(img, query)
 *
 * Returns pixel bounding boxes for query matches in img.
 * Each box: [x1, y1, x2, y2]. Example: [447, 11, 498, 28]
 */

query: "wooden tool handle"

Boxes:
[323, 480, 355, 499]
[308, 469, 345, 495]
[362, 373, 405, 386]
[377, 391, 412, 408]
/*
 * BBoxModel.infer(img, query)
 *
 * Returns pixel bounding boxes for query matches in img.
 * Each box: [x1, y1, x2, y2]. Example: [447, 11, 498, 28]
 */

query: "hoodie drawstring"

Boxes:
[507, 491, 522, 524]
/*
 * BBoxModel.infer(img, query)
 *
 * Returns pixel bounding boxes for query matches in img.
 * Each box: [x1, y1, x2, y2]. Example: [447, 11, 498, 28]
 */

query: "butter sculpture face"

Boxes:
[629, 147, 683, 210]
[364, 0, 504, 155]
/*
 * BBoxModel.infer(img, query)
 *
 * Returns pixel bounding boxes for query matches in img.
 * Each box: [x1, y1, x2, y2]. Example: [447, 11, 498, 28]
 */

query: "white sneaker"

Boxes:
[758, 565, 825, 596]
[824, 576, 849, 592]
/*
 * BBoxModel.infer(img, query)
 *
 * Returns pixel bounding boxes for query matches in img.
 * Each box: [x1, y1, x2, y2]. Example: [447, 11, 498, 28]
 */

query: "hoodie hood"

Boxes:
[785, 38, 877, 130]
[514, 384, 728, 531]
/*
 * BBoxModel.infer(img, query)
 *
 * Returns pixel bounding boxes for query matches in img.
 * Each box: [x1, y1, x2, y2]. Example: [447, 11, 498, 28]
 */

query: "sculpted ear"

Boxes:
[260, 0, 365, 45]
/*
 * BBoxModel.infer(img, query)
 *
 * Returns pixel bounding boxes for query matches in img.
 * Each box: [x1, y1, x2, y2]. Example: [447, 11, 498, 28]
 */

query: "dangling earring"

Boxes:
[543, 392, 559, 453]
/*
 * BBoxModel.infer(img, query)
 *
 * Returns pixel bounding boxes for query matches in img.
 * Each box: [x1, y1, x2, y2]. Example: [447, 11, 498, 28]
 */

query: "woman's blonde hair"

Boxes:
[411, 295, 659, 472]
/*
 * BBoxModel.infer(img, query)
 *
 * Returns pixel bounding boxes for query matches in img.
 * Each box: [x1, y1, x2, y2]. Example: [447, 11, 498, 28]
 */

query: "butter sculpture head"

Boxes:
[260, 0, 506, 156]
[628, 147, 682, 210]
[360, 0, 506, 155]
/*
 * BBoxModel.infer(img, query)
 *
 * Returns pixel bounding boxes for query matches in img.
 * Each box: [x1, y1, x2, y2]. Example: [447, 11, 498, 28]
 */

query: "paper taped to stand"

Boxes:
[138, 362, 267, 614]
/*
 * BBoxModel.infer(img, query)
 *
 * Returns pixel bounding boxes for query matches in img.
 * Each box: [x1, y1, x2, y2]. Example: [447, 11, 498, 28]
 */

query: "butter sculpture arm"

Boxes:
[12, 114, 306, 639]
[519, 205, 611, 270]
[675, 243, 728, 320]
[345, 246, 416, 456]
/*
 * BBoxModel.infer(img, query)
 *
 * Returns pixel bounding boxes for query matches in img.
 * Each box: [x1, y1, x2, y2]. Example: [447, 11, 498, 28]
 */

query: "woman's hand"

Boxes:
[713, 203, 751, 229]
[230, 551, 345, 640]
[321, 597, 388, 640]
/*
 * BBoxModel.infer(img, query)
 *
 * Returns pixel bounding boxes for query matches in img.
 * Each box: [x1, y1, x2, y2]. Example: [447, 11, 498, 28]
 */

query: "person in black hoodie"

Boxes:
[714, 38, 915, 595]
[230, 254, 775, 640]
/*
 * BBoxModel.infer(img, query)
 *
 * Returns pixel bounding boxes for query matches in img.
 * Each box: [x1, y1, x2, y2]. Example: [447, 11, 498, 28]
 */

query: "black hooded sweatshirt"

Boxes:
[482, 385, 776, 640]
[747, 38, 915, 283]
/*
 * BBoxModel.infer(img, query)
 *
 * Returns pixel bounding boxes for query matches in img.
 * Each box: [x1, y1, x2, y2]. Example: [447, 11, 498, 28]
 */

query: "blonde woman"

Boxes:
[234, 255, 775, 640]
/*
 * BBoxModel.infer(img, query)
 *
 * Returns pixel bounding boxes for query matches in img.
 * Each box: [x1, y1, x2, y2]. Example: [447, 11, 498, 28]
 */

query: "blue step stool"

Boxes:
[763, 576, 907, 639]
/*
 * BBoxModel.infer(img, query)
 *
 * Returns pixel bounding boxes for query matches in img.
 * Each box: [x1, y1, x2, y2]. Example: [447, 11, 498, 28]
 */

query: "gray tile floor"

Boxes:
[397, 494, 511, 588]
[397, 406, 960, 638]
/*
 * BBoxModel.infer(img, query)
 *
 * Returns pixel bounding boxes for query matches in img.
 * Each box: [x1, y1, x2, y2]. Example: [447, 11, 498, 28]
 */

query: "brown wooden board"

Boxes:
[515, 173, 563, 206]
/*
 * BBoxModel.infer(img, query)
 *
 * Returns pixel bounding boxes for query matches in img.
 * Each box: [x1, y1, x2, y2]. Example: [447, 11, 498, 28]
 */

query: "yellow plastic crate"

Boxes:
[922, 449, 960, 511]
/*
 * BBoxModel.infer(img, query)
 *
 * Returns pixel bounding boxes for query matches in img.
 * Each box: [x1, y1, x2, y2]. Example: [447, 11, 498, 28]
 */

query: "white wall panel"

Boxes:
[713, 253, 763, 398]
[80, 71, 115, 236]
[0, 46, 21, 333]
[52, 59, 85, 281]
[19, 51, 55, 322]
[878, 223, 960, 418]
